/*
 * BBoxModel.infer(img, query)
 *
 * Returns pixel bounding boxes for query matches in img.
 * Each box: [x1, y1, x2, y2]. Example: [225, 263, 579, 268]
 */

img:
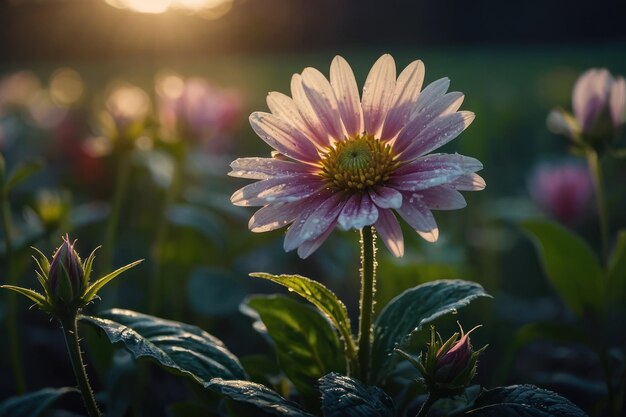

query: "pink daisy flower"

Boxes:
[230, 54, 485, 258]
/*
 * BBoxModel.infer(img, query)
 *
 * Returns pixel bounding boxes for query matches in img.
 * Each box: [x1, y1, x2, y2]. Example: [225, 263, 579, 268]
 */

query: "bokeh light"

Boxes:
[104, 0, 233, 19]
[49, 68, 84, 107]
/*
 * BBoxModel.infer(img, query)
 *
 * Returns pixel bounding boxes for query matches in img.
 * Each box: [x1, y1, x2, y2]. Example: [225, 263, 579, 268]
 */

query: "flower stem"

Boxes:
[100, 151, 132, 283]
[1, 193, 26, 394]
[415, 394, 438, 417]
[357, 225, 376, 383]
[148, 146, 184, 314]
[60, 315, 101, 417]
[586, 150, 609, 263]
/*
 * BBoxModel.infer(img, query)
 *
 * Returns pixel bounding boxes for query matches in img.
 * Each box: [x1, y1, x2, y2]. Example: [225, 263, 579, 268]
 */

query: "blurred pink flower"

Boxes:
[230, 54, 484, 258]
[548, 69, 625, 142]
[158, 76, 243, 150]
[529, 162, 593, 225]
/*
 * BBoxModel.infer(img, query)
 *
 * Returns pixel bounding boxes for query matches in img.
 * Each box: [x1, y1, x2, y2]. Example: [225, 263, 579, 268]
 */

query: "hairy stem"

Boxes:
[1, 193, 26, 393]
[357, 225, 376, 383]
[61, 315, 101, 417]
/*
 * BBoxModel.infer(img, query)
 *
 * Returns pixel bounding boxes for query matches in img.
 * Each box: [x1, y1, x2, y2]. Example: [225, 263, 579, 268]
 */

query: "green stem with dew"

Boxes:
[357, 225, 376, 383]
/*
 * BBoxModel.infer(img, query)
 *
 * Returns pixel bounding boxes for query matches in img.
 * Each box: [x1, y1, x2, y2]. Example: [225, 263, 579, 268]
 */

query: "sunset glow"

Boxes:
[104, 0, 233, 18]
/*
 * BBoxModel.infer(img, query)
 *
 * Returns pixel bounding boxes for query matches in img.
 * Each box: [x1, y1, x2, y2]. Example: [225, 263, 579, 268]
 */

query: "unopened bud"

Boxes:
[396, 323, 486, 398]
[48, 234, 84, 305]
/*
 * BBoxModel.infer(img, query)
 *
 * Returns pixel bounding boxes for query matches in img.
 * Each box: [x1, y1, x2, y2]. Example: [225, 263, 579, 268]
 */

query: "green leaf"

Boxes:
[206, 378, 315, 417]
[81, 309, 246, 385]
[250, 273, 356, 365]
[0, 387, 78, 417]
[371, 279, 490, 383]
[319, 373, 395, 417]
[0, 285, 47, 307]
[608, 230, 626, 303]
[246, 295, 345, 409]
[522, 220, 604, 315]
[3, 159, 44, 194]
[452, 384, 588, 417]
[82, 259, 143, 302]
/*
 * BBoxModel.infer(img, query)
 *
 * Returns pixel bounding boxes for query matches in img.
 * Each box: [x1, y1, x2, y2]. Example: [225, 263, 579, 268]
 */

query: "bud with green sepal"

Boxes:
[395, 323, 487, 399]
[1, 234, 142, 417]
[547, 69, 625, 154]
[2, 234, 142, 318]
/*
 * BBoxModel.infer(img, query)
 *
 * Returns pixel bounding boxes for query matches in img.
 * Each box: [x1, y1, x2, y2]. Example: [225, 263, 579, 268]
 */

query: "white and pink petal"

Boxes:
[249, 112, 320, 162]
[231, 176, 324, 207]
[361, 54, 396, 137]
[337, 193, 379, 230]
[301, 67, 346, 141]
[369, 186, 403, 209]
[420, 186, 467, 210]
[330, 55, 363, 137]
[381, 60, 425, 140]
[375, 209, 404, 257]
[399, 111, 475, 159]
[229, 157, 315, 180]
[396, 196, 439, 242]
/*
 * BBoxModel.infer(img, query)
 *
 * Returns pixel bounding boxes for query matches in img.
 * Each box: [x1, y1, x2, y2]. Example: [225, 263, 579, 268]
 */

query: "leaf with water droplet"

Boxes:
[82, 309, 246, 386]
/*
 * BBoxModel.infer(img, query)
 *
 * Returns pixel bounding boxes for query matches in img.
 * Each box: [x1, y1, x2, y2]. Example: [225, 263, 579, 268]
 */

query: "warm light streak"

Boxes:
[104, 0, 234, 19]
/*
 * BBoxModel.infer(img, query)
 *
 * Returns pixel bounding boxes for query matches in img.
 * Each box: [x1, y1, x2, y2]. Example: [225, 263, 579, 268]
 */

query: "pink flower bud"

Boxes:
[573, 69, 625, 138]
[529, 162, 593, 225]
[435, 325, 479, 383]
[48, 235, 84, 304]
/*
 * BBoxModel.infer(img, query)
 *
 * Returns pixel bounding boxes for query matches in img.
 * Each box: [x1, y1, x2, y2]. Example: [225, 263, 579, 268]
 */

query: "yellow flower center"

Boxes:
[319, 134, 398, 192]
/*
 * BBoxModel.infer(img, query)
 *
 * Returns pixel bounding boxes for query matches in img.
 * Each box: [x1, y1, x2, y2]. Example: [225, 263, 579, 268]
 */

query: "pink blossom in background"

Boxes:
[230, 54, 484, 258]
[548, 68, 626, 141]
[157, 76, 243, 151]
[529, 162, 593, 225]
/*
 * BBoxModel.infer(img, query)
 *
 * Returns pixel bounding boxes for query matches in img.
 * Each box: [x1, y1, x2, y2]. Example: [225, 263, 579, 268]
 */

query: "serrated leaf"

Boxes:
[371, 279, 490, 383]
[452, 384, 587, 417]
[206, 378, 315, 417]
[0, 387, 78, 417]
[247, 295, 345, 409]
[319, 373, 395, 417]
[81, 309, 246, 385]
[82, 259, 142, 302]
[3, 159, 44, 194]
[522, 220, 604, 315]
[250, 273, 356, 366]
[608, 230, 626, 303]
